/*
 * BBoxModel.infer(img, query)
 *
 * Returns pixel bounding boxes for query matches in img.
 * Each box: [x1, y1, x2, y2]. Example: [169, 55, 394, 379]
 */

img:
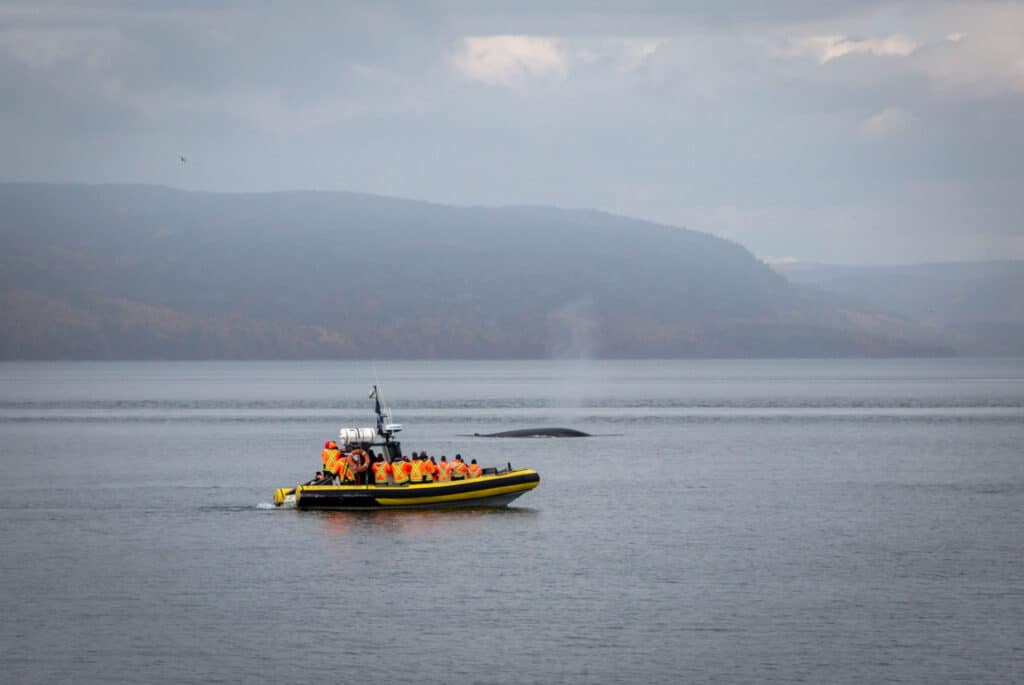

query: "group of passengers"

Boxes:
[315, 442, 483, 486]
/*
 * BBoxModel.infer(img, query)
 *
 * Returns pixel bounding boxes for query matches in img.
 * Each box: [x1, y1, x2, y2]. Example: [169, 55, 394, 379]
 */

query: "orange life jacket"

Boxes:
[373, 461, 390, 483]
[322, 448, 341, 474]
[422, 461, 436, 482]
[322, 448, 340, 471]
[339, 454, 357, 482]
[452, 461, 467, 480]
[409, 459, 424, 483]
[391, 461, 410, 485]
[467, 463, 482, 479]
[436, 462, 451, 482]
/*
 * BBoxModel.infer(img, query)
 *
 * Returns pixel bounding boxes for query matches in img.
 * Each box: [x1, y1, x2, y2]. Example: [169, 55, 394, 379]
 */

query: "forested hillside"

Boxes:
[0, 183, 950, 359]
[777, 262, 1024, 355]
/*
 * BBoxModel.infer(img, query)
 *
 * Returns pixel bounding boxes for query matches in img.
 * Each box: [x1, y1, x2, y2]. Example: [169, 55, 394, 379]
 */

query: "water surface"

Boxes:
[1, 359, 1022, 683]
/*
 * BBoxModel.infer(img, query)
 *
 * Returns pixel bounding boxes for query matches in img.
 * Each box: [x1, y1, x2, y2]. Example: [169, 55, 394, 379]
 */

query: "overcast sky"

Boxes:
[2, 1, 1022, 264]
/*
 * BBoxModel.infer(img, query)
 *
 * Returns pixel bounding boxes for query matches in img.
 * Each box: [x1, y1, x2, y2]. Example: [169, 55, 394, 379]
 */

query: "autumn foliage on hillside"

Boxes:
[1, 183, 952, 359]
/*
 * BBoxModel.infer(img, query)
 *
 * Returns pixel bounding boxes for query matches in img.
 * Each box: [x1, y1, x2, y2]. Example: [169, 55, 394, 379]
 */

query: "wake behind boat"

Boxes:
[273, 386, 540, 510]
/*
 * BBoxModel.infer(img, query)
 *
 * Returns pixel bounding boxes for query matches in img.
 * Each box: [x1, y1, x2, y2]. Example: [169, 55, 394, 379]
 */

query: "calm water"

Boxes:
[1, 359, 1023, 684]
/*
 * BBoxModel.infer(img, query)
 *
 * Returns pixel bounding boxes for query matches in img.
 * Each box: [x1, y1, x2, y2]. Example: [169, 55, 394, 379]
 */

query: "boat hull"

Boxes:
[280, 469, 540, 510]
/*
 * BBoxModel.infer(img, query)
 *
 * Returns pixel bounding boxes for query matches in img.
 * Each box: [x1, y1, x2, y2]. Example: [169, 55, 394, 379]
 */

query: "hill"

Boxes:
[776, 262, 1024, 355]
[0, 183, 951, 359]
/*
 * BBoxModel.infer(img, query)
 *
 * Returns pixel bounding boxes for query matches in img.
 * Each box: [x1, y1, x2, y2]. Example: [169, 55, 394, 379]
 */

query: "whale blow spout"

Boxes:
[474, 427, 590, 438]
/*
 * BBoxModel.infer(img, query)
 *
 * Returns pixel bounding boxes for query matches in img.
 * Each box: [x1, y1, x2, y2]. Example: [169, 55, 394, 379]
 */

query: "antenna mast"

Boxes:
[371, 384, 402, 440]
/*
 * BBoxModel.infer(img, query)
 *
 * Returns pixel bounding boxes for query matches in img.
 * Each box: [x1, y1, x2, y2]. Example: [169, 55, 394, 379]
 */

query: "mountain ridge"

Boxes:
[775, 261, 1024, 355]
[1, 183, 953, 359]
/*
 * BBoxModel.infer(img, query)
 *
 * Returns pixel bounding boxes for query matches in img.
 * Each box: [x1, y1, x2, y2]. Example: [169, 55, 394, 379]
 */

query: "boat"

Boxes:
[273, 386, 540, 510]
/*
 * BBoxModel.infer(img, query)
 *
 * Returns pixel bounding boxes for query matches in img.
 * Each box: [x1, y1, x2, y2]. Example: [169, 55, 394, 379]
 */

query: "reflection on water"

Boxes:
[316, 507, 540, 537]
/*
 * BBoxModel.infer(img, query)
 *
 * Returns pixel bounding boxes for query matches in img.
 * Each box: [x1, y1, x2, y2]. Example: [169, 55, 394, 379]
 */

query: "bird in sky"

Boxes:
[179, 155, 187, 163]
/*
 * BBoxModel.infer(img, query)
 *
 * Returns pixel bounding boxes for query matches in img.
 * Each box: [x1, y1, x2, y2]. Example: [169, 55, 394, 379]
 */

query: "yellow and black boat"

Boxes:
[274, 468, 539, 510]
[273, 385, 540, 510]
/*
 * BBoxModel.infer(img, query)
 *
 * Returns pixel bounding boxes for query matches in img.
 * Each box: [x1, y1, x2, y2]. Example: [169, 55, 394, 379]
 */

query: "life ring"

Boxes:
[350, 448, 371, 472]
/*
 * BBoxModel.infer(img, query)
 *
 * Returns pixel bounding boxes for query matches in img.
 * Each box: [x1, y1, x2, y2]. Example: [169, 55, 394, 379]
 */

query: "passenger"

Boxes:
[372, 455, 391, 485]
[322, 442, 344, 483]
[338, 451, 357, 484]
[391, 456, 411, 485]
[436, 456, 451, 482]
[321, 440, 340, 474]
[422, 454, 437, 483]
[409, 453, 426, 483]
[452, 454, 468, 480]
[352, 448, 371, 485]
[467, 459, 482, 479]
[343, 449, 369, 484]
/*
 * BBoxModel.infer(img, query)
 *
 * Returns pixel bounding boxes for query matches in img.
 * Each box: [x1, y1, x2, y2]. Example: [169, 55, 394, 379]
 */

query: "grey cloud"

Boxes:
[1, 0, 1021, 263]
[437, 0, 907, 33]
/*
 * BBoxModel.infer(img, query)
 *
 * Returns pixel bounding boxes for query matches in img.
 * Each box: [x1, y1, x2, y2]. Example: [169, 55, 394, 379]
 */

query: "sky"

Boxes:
[1, 0, 1022, 264]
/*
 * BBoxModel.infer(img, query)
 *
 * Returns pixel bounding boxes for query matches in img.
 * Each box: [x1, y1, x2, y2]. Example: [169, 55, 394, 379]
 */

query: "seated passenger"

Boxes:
[436, 456, 452, 482]
[451, 454, 468, 480]
[372, 455, 391, 485]
[335, 452, 350, 483]
[422, 454, 437, 482]
[467, 459, 482, 479]
[409, 454, 426, 483]
[391, 456, 411, 485]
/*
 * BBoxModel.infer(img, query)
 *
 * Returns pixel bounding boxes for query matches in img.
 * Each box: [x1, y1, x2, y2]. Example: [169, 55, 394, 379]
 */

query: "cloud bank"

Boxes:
[0, 0, 1021, 264]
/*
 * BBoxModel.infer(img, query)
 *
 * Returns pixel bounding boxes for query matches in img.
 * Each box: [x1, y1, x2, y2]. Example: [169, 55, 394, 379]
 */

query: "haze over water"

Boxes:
[2, 359, 1023, 683]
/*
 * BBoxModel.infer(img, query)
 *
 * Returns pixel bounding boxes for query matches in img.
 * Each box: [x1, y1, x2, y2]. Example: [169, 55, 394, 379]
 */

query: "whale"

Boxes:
[473, 427, 590, 438]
